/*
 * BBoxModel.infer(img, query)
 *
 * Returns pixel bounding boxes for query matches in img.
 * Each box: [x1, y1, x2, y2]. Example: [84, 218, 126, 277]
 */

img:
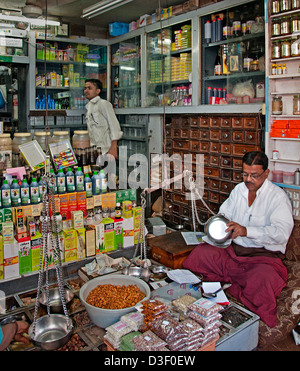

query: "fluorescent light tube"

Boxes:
[0, 14, 60, 26]
[82, 0, 133, 19]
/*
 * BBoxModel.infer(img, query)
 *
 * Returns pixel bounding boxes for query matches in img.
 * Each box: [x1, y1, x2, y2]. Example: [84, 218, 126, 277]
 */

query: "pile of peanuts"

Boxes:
[86, 284, 145, 310]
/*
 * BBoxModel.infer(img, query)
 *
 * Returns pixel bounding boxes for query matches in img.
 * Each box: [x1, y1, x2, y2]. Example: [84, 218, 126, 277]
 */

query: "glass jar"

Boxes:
[52, 131, 70, 144]
[281, 17, 291, 35]
[291, 37, 300, 56]
[272, 96, 283, 115]
[281, 0, 291, 12]
[293, 95, 300, 114]
[34, 131, 51, 152]
[281, 39, 291, 57]
[272, 0, 281, 13]
[292, 0, 300, 9]
[12, 132, 32, 167]
[250, 60, 259, 71]
[72, 130, 90, 150]
[272, 41, 281, 59]
[272, 19, 281, 36]
[291, 15, 300, 32]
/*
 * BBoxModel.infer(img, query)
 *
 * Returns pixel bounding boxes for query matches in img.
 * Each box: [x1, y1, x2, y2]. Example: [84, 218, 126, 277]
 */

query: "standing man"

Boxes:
[84, 79, 122, 159]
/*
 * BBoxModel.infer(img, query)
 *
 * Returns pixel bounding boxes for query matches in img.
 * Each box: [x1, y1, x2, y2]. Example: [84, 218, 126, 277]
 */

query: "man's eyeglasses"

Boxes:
[242, 171, 265, 180]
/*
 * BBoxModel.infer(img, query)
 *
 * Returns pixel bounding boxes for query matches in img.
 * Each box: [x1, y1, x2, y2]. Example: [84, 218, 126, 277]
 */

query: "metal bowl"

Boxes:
[29, 314, 73, 351]
[204, 214, 232, 245]
[122, 266, 151, 282]
[39, 287, 74, 314]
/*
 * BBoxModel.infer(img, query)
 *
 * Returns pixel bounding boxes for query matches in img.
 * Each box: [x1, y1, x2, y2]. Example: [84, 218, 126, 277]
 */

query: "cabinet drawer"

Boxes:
[221, 143, 231, 154]
[181, 117, 189, 128]
[207, 178, 219, 191]
[189, 117, 200, 127]
[200, 117, 209, 128]
[210, 129, 221, 141]
[233, 170, 243, 182]
[244, 131, 258, 144]
[243, 117, 257, 129]
[190, 129, 200, 139]
[165, 127, 172, 138]
[220, 180, 232, 193]
[190, 140, 199, 152]
[221, 118, 232, 128]
[220, 168, 232, 180]
[210, 142, 220, 153]
[220, 130, 231, 142]
[232, 144, 260, 157]
[209, 191, 220, 203]
[172, 139, 190, 151]
[171, 117, 182, 127]
[209, 117, 221, 128]
[173, 192, 189, 205]
[200, 129, 209, 140]
[232, 117, 243, 129]
[233, 157, 243, 169]
[204, 166, 220, 178]
[199, 142, 209, 153]
[209, 155, 219, 166]
[233, 131, 244, 142]
[220, 155, 232, 168]
[207, 201, 219, 215]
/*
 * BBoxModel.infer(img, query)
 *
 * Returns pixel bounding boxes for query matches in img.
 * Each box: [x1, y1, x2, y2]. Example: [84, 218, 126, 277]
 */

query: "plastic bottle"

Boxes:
[66, 167, 75, 192]
[91, 170, 101, 195]
[84, 173, 93, 198]
[30, 177, 40, 204]
[1, 179, 11, 208]
[10, 177, 21, 207]
[115, 202, 122, 219]
[211, 18, 217, 43]
[48, 169, 57, 194]
[38, 176, 47, 200]
[204, 20, 211, 43]
[57, 169, 66, 194]
[21, 176, 30, 205]
[295, 168, 300, 185]
[75, 166, 84, 191]
[99, 169, 107, 193]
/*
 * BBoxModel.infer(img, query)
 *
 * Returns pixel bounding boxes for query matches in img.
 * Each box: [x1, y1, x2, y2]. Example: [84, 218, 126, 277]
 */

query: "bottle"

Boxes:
[222, 13, 231, 39]
[99, 169, 107, 193]
[243, 41, 253, 72]
[84, 173, 93, 198]
[229, 43, 240, 73]
[10, 177, 21, 207]
[216, 17, 223, 42]
[57, 169, 66, 194]
[204, 19, 212, 43]
[30, 177, 40, 204]
[228, 11, 234, 38]
[115, 202, 122, 219]
[1, 179, 11, 208]
[49, 168, 57, 194]
[91, 170, 101, 195]
[66, 167, 75, 192]
[21, 176, 30, 205]
[295, 168, 300, 185]
[221, 44, 229, 75]
[38, 176, 47, 200]
[241, 5, 249, 35]
[114, 72, 119, 88]
[211, 18, 217, 43]
[232, 10, 241, 37]
[207, 86, 213, 104]
[214, 48, 222, 75]
[75, 166, 84, 191]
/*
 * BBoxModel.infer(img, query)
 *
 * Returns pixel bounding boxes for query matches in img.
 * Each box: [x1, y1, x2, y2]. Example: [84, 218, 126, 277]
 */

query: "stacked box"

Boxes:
[31, 232, 42, 271]
[86, 226, 96, 257]
[63, 229, 77, 262]
[123, 217, 134, 248]
[133, 207, 143, 244]
[4, 239, 19, 279]
[76, 227, 86, 259]
[18, 236, 31, 275]
[114, 218, 123, 250]
[95, 223, 105, 254]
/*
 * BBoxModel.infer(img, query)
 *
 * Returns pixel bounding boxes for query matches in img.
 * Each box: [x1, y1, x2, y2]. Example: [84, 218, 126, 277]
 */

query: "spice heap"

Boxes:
[86, 284, 145, 309]
[140, 299, 170, 331]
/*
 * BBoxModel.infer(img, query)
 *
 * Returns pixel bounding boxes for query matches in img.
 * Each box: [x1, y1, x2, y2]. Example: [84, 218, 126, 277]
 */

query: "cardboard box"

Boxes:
[2, 221, 14, 244]
[18, 236, 31, 275]
[114, 218, 123, 250]
[101, 192, 116, 209]
[122, 217, 134, 248]
[76, 227, 86, 259]
[77, 191, 87, 217]
[86, 226, 96, 257]
[67, 192, 77, 214]
[3, 238, 19, 279]
[95, 223, 104, 254]
[71, 210, 84, 229]
[63, 229, 77, 262]
[183, 0, 199, 12]
[122, 200, 133, 219]
[59, 194, 69, 220]
[101, 218, 115, 252]
[31, 232, 42, 271]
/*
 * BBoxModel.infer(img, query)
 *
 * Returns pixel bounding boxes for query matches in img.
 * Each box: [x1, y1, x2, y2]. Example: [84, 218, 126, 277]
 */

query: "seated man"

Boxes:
[183, 151, 294, 328]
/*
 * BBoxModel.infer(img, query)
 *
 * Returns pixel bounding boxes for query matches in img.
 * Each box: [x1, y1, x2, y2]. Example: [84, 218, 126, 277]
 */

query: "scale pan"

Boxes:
[29, 314, 73, 351]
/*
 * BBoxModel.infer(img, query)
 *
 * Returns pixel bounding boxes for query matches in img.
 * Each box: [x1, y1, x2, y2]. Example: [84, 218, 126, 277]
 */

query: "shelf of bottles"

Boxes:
[146, 20, 192, 107]
[35, 40, 107, 110]
[111, 37, 141, 109]
[201, 0, 265, 105]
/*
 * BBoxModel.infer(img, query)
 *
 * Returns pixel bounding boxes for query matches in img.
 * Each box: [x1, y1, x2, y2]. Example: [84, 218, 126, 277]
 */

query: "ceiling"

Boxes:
[0, 0, 186, 31]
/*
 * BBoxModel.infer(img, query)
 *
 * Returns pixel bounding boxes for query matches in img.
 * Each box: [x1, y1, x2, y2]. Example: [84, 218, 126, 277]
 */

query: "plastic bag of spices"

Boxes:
[188, 297, 223, 317]
[131, 330, 167, 351]
[150, 313, 186, 343]
[121, 311, 144, 331]
[172, 294, 197, 314]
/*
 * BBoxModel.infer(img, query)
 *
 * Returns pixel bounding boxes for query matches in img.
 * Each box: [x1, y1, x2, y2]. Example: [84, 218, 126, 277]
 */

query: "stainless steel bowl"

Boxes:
[122, 266, 151, 282]
[39, 287, 74, 314]
[29, 314, 73, 351]
[205, 214, 232, 245]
